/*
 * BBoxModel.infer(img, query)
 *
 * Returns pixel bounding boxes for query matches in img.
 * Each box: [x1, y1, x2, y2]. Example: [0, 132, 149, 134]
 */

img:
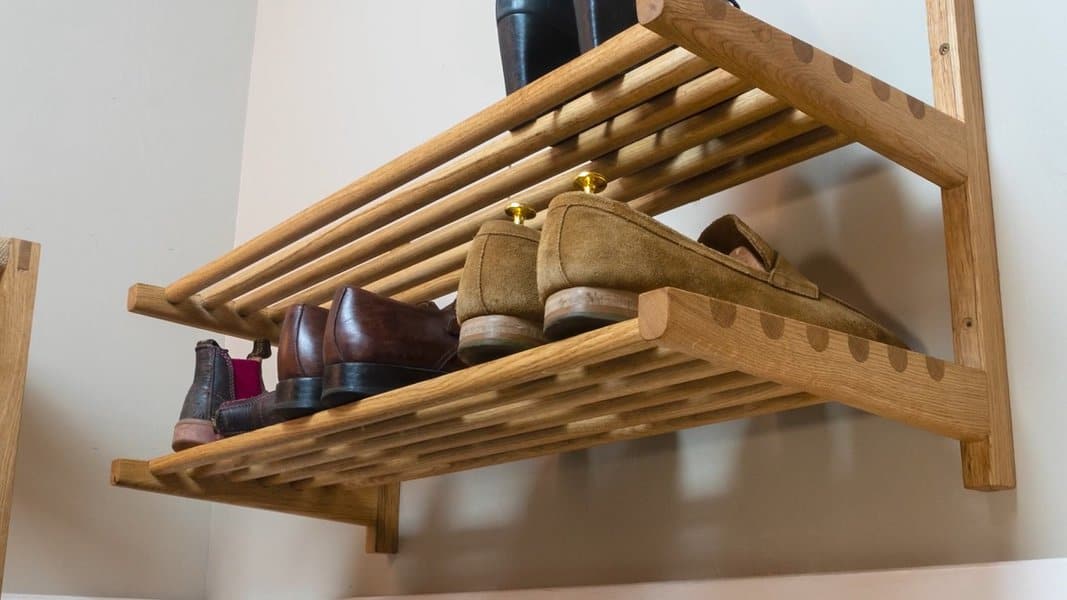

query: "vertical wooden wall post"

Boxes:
[926, 0, 1015, 489]
[0, 239, 41, 591]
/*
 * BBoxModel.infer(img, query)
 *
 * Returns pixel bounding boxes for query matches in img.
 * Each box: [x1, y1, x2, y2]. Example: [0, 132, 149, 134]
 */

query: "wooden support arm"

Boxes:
[127, 284, 280, 344]
[638, 288, 991, 442]
[637, 0, 969, 187]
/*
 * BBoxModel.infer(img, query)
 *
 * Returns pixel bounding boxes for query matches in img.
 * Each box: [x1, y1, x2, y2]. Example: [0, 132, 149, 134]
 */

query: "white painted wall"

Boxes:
[1, 1, 256, 598]
[215, 0, 1067, 598]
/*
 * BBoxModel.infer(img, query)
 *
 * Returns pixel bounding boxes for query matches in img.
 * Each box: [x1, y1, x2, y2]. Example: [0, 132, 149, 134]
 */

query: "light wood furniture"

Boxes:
[113, 0, 1013, 554]
[0, 238, 41, 592]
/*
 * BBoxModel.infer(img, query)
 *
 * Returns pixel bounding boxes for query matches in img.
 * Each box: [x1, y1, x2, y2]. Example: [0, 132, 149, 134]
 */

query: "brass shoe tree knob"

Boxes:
[505, 202, 536, 226]
[574, 171, 608, 194]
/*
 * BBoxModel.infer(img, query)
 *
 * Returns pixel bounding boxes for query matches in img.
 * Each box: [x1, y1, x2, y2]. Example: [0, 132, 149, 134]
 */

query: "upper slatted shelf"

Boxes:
[128, 1, 966, 343]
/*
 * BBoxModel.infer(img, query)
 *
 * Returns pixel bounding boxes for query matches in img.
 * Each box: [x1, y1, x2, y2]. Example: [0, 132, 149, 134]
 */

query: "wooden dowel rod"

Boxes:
[163, 26, 671, 303]
[263, 88, 789, 316]
[350, 393, 822, 488]
[149, 320, 650, 475]
[628, 128, 850, 215]
[205, 48, 713, 311]
[365, 244, 470, 298]
[110, 459, 378, 526]
[313, 386, 814, 489]
[200, 347, 684, 479]
[392, 272, 460, 305]
[126, 283, 280, 343]
[272, 366, 747, 486]
[607, 110, 819, 199]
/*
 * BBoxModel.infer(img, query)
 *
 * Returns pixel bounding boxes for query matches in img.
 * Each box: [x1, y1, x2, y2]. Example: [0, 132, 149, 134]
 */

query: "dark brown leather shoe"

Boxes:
[214, 391, 281, 437]
[272, 304, 329, 419]
[320, 287, 462, 409]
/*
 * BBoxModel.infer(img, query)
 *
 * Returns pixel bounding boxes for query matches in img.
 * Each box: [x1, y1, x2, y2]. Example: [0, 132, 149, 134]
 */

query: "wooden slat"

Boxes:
[262, 361, 737, 486]
[393, 272, 461, 305]
[639, 288, 990, 440]
[127, 283, 280, 344]
[299, 372, 763, 488]
[365, 244, 470, 298]
[264, 92, 795, 316]
[230, 61, 749, 315]
[110, 459, 378, 526]
[351, 393, 821, 488]
[206, 47, 714, 311]
[303, 125, 845, 312]
[927, 0, 1014, 489]
[205, 348, 688, 479]
[149, 320, 652, 475]
[637, 0, 968, 187]
[628, 127, 849, 215]
[0, 239, 39, 592]
[319, 386, 813, 489]
[164, 26, 671, 303]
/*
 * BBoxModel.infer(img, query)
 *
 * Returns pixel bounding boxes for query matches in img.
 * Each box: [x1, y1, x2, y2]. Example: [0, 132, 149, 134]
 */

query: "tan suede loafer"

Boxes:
[456, 220, 545, 364]
[537, 192, 906, 346]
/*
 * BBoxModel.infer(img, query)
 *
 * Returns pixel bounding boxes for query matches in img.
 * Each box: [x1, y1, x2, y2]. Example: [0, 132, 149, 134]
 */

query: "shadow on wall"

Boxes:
[347, 155, 1018, 595]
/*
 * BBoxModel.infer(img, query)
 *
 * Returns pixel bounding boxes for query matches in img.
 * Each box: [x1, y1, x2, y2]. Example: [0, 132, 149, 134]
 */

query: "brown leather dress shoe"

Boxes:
[320, 287, 463, 409]
[272, 304, 329, 419]
[456, 220, 544, 364]
[537, 192, 905, 346]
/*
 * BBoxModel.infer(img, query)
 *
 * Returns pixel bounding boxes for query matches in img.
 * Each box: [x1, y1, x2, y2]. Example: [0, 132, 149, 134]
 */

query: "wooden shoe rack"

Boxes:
[1, 238, 41, 591]
[113, 0, 1014, 554]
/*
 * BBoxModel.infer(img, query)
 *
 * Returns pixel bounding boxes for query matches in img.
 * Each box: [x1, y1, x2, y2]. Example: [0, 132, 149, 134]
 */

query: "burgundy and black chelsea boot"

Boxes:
[320, 287, 463, 410]
[272, 304, 330, 420]
[215, 390, 280, 437]
[172, 339, 267, 450]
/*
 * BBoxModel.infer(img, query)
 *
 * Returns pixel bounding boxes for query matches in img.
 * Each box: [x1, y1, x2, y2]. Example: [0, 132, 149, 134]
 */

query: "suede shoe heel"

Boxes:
[272, 304, 329, 420]
[537, 192, 906, 346]
[319, 287, 463, 410]
[457, 219, 544, 364]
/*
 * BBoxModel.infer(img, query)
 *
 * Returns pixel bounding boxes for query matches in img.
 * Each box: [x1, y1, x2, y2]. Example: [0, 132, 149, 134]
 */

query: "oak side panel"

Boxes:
[0, 239, 40, 592]
[638, 0, 968, 187]
[927, 0, 1015, 489]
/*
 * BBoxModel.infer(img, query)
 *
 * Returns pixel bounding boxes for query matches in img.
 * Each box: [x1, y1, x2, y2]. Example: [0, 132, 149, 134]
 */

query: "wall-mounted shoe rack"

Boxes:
[1, 238, 42, 591]
[113, 0, 1014, 554]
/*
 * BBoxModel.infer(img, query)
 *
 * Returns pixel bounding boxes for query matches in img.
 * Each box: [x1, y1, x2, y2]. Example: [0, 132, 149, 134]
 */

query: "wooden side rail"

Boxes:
[0, 238, 41, 591]
[638, 0, 968, 187]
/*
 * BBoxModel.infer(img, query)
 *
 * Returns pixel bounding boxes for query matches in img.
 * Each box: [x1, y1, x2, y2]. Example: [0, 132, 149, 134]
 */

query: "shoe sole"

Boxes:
[271, 376, 324, 420]
[172, 418, 219, 451]
[319, 362, 448, 410]
[543, 286, 639, 340]
[458, 315, 545, 365]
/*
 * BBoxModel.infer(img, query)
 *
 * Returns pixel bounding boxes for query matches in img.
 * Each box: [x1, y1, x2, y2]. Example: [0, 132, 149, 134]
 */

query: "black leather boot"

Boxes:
[572, 0, 637, 53]
[496, 0, 580, 94]
[215, 391, 281, 437]
[172, 340, 233, 451]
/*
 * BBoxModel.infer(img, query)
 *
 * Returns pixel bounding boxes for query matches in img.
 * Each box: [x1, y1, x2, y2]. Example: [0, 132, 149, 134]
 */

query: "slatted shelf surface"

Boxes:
[126, 0, 974, 342]
[113, 289, 990, 518]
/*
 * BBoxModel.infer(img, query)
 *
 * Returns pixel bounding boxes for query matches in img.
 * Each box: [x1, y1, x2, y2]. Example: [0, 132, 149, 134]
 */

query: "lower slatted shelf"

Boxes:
[112, 287, 992, 552]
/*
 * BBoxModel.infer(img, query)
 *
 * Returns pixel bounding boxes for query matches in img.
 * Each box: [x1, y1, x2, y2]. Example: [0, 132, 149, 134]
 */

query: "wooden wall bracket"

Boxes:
[0, 238, 41, 591]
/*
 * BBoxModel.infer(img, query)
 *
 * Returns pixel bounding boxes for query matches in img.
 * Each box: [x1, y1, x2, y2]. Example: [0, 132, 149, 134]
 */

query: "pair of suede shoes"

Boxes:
[455, 190, 905, 364]
[173, 287, 460, 449]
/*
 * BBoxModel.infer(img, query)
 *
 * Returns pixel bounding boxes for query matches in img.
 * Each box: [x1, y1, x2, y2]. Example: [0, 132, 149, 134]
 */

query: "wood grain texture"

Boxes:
[127, 283, 280, 343]
[163, 25, 670, 303]
[326, 392, 823, 489]
[265, 93, 797, 316]
[638, 0, 968, 187]
[111, 459, 378, 526]
[364, 483, 400, 554]
[927, 0, 1015, 489]
[0, 238, 39, 592]
[149, 320, 652, 475]
[208, 47, 713, 312]
[212, 345, 687, 476]
[638, 288, 990, 441]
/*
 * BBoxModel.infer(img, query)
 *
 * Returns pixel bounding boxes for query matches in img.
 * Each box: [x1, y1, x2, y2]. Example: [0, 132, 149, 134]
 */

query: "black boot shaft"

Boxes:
[573, 0, 638, 53]
[496, 0, 580, 94]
